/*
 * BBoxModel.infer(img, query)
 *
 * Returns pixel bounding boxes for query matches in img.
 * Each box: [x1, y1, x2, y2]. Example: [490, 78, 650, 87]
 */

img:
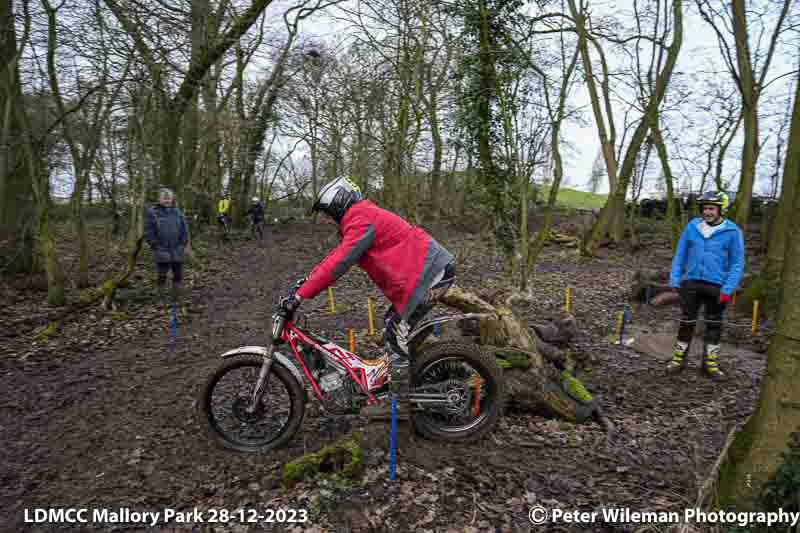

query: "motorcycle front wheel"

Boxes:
[198, 354, 306, 452]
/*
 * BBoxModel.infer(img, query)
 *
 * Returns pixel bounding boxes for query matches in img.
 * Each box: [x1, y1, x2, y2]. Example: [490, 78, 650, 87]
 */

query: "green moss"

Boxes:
[282, 434, 363, 490]
[77, 279, 115, 306]
[495, 350, 532, 370]
[32, 321, 59, 341]
[717, 413, 760, 507]
[496, 358, 512, 369]
[759, 432, 800, 519]
[741, 276, 781, 316]
[560, 370, 593, 403]
[110, 311, 128, 322]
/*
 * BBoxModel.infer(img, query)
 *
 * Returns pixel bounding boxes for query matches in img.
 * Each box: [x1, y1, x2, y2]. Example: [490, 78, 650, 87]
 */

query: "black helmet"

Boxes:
[698, 190, 730, 215]
[312, 176, 363, 222]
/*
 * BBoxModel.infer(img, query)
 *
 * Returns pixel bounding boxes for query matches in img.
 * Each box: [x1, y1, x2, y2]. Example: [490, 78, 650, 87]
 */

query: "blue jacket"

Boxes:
[669, 217, 745, 296]
[143, 205, 189, 263]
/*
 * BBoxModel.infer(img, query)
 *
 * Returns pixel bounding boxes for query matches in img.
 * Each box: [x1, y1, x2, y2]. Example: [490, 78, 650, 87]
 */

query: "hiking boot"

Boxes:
[666, 341, 689, 374]
[702, 344, 726, 381]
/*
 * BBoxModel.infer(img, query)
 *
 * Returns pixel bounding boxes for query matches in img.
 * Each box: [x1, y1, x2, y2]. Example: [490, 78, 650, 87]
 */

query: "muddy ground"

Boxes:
[0, 220, 769, 533]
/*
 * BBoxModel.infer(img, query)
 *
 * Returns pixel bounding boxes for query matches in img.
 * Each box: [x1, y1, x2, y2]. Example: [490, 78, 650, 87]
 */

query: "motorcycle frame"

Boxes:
[279, 320, 388, 406]
[274, 311, 493, 408]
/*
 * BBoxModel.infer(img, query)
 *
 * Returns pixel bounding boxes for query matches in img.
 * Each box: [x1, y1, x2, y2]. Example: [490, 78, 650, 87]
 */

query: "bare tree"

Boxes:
[571, 0, 684, 255]
[101, 0, 283, 194]
[42, 0, 130, 288]
[0, 0, 35, 273]
[524, 29, 582, 287]
[695, 0, 795, 230]
[587, 148, 606, 193]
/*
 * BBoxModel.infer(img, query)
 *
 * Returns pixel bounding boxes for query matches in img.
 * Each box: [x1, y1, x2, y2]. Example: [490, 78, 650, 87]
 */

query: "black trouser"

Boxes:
[156, 262, 183, 288]
[678, 280, 726, 346]
[250, 216, 264, 237]
[384, 260, 457, 360]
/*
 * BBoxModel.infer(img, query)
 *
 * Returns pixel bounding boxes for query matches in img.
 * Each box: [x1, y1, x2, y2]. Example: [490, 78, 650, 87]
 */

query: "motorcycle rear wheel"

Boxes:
[411, 341, 504, 443]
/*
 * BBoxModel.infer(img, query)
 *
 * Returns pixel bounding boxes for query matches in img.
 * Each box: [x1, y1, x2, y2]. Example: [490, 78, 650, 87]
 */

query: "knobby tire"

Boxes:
[411, 341, 504, 443]
[198, 354, 306, 453]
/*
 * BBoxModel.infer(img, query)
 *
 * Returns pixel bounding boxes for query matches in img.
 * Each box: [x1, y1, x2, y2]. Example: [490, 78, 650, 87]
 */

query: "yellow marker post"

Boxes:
[349, 328, 355, 352]
[731, 292, 737, 321]
[368, 297, 375, 336]
[565, 287, 571, 313]
[752, 300, 759, 336]
[328, 287, 336, 314]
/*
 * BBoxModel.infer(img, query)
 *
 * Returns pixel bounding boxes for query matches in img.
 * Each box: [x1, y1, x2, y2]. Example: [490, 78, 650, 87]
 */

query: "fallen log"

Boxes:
[280, 287, 613, 480]
[631, 269, 673, 305]
[631, 270, 754, 310]
[436, 286, 607, 427]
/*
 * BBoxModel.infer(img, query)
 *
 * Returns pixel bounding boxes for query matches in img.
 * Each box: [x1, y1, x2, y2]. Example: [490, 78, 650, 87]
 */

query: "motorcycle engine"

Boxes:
[319, 370, 344, 392]
[317, 369, 358, 414]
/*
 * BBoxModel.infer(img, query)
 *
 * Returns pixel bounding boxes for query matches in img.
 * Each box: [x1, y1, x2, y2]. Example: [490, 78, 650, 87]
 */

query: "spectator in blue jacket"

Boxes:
[666, 191, 745, 380]
[144, 187, 189, 303]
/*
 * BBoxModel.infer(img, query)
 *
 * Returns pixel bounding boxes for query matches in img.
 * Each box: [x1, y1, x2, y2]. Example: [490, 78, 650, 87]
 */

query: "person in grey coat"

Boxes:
[143, 187, 189, 303]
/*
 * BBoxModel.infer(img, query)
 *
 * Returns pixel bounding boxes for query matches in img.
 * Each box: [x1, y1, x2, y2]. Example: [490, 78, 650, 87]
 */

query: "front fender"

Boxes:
[219, 345, 305, 387]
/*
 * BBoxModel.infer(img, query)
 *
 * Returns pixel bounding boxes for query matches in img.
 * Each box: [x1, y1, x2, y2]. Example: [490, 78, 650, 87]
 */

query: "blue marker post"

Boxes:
[433, 322, 441, 338]
[645, 286, 651, 305]
[389, 397, 398, 480]
[170, 302, 177, 352]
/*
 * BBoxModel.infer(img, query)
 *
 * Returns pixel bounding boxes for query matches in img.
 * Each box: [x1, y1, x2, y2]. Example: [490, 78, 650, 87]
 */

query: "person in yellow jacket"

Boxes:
[217, 196, 230, 217]
[217, 194, 231, 237]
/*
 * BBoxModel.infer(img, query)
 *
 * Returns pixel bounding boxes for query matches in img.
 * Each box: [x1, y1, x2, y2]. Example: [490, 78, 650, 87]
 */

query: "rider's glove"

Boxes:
[280, 294, 302, 314]
[293, 276, 308, 291]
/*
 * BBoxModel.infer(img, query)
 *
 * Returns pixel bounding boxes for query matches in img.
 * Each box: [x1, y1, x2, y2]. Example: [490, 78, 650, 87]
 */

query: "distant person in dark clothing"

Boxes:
[247, 196, 265, 239]
[144, 187, 189, 303]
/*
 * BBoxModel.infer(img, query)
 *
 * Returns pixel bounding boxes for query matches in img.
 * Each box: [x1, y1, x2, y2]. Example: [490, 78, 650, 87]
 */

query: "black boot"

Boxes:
[156, 283, 167, 307]
[361, 355, 410, 420]
[170, 283, 182, 303]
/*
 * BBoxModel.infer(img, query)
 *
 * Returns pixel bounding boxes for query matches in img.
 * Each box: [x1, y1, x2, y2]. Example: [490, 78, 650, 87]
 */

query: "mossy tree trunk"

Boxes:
[717, 140, 800, 508]
[0, 0, 35, 273]
[13, 89, 65, 304]
[763, 72, 799, 285]
[439, 286, 600, 424]
[648, 115, 681, 250]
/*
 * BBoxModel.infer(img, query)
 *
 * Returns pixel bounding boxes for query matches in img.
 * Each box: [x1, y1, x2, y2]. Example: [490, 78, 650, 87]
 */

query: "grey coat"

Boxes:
[143, 205, 189, 263]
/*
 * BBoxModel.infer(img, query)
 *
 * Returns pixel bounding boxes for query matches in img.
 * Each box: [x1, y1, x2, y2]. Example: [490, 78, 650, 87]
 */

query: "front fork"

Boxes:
[246, 344, 275, 413]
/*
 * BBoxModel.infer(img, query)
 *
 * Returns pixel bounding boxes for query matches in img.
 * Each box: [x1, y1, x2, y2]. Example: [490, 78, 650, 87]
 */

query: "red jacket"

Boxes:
[297, 200, 453, 320]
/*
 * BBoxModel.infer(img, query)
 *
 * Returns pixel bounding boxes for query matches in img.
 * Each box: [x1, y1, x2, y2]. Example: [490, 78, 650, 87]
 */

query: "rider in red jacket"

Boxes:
[285, 176, 456, 418]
